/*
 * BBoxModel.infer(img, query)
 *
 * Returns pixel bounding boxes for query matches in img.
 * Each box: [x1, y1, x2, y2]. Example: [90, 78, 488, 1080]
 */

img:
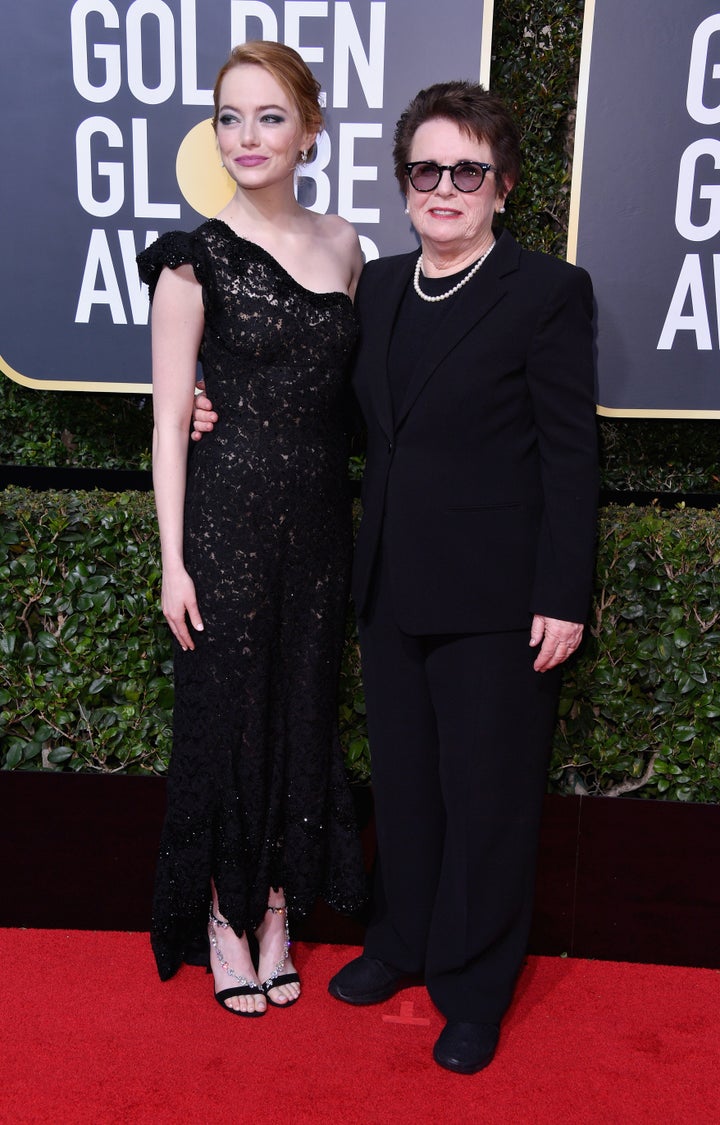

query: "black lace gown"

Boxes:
[138, 220, 366, 980]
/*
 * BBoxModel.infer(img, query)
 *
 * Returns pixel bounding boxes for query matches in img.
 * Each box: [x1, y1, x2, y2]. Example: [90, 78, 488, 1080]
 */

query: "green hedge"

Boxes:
[0, 490, 171, 773]
[1, 488, 718, 801]
[552, 505, 720, 802]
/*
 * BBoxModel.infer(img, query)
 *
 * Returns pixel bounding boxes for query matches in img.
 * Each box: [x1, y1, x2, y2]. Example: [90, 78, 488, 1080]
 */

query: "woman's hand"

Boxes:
[162, 565, 204, 651]
[530, 615, 583, 672]
[190, 380, 218, 442]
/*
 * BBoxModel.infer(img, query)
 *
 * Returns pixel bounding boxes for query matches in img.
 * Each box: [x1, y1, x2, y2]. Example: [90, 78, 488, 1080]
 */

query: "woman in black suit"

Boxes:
[193, 80, 598, 1074]
[328, 81, 598, 1074]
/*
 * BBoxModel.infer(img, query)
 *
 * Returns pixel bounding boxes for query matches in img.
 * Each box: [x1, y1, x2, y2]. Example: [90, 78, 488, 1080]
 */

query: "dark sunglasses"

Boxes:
[405, 160, 497, 193]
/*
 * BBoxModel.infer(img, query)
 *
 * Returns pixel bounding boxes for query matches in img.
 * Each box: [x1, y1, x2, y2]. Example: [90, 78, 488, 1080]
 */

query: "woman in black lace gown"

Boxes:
[137, 41, 366, 1017]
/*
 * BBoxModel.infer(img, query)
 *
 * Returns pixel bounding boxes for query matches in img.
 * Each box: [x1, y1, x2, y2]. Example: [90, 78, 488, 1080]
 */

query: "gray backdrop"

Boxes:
[570, 1, 720, 416]
[0, 0, 492, 392]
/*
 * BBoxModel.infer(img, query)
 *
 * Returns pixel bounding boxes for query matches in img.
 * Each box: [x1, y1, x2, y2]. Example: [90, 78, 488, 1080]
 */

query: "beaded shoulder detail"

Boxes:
[136, 228, 209, 301]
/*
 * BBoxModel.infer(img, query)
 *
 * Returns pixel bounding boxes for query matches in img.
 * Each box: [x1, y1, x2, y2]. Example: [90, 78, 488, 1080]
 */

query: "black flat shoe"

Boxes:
[328, 955, 420, 1005]
[433, 1021, 499, 1074]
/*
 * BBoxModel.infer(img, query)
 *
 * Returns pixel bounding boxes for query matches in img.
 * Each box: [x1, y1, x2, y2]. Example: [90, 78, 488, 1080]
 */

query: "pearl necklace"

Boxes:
[413, 241, 495, 303]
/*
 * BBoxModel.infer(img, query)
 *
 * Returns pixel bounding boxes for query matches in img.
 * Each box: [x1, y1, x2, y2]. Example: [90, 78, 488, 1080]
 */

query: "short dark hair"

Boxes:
[393, 81, 522, 198]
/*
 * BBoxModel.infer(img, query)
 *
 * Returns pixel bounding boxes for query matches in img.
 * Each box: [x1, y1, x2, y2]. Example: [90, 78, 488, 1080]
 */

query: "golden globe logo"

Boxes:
[176, 120, 235, 218]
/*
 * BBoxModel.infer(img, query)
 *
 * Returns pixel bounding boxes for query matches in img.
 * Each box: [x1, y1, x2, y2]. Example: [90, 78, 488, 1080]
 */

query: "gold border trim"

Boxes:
[598, 405, 720, 419]
[480, 0, 495, 87]
[567, 0, 595, 265]
[1, 354, 150, 395]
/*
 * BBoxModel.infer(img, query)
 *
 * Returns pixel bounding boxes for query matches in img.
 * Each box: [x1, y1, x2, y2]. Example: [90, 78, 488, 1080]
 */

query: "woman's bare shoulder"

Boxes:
[306, 212, 364, 294]
[308, 211, 359, 249]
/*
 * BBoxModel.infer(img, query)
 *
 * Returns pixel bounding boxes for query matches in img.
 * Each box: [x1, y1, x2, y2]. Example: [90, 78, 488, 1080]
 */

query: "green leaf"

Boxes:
[88, 676, 112, 696]
[673, 628, 693, 649]
[5, 744, 24, 769]
[47, 746, 74, 764]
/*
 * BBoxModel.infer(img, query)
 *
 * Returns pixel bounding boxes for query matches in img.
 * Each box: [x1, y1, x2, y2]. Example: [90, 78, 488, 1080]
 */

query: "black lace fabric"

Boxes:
[138, 221, 367, 980]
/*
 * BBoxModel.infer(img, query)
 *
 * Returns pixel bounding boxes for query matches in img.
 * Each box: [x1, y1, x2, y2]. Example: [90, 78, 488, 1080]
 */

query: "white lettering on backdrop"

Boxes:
[70, 0, 387, 324]
[658, 13, 720, 350]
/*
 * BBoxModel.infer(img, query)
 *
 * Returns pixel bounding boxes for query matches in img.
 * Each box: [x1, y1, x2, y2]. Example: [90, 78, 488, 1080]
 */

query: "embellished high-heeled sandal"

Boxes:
[208, 907, 266, 1018]
[260, 903, 301, 1008]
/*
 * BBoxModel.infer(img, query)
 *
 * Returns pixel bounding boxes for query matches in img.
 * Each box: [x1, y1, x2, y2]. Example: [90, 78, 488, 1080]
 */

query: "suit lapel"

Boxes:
[395, 231, 521, 429]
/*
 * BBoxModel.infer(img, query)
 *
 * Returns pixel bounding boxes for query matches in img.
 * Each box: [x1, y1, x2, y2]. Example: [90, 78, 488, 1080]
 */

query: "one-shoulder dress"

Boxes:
[137, 219, 366, 980]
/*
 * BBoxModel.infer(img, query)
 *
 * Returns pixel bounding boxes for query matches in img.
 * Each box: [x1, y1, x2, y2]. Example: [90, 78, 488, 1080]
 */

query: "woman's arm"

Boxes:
[525, 263, 599, 670]
[151, 263, 205, 651]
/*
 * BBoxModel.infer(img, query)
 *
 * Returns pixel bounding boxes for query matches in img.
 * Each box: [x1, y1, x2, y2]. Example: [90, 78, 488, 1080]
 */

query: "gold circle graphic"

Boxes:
[176, 119, 235, 217]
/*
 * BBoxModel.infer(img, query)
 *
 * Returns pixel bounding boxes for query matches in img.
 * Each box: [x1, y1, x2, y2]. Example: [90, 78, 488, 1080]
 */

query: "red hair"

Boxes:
[212, 40, 323, 140]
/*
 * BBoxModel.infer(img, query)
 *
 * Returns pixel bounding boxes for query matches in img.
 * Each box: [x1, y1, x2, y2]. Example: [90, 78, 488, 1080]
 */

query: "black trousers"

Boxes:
[358, 552, 562, 1024]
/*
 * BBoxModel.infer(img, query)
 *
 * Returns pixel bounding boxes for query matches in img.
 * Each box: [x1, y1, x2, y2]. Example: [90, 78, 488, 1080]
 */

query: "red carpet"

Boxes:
[1, 931, 718, 1124]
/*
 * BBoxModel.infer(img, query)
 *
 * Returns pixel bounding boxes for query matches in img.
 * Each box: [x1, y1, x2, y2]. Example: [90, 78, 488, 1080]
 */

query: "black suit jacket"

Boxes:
[351, 229, 599, 634]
